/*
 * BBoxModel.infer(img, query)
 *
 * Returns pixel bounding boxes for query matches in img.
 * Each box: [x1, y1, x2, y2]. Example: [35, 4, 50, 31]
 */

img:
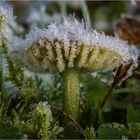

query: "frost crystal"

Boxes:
[0, 2, 14, 50]
[33, 102, 52, 139]
[0, 2, 14, 26]
[9, 17, 138, 74]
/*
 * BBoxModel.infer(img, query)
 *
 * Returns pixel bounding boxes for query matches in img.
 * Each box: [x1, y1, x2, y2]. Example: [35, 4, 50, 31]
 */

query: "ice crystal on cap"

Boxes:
[9, 17, 138, 74]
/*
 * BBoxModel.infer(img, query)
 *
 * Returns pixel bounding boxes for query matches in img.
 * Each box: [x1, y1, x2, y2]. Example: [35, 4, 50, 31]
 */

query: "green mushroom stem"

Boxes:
[62, 68, 80, 120]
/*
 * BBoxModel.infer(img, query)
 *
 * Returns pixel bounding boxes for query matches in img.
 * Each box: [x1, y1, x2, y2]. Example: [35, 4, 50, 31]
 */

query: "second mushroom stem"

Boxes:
[63, 68, 80, 120]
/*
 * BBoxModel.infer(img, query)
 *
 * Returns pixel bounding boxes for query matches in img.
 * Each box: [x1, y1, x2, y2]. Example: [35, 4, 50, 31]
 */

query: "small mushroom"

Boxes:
[9, 17, 138, 121]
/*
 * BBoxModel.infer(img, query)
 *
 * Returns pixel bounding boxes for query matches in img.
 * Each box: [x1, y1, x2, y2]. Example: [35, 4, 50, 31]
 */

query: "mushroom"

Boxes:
[9, 17, 138, 121]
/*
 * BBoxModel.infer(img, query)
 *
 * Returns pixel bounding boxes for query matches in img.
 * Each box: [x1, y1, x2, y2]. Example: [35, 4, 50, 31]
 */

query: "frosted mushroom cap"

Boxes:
[9, 18, 138, 73]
